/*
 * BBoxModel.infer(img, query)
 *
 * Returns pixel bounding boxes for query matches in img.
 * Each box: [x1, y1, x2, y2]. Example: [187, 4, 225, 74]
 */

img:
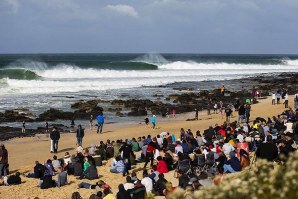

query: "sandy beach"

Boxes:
[0, 95, 295, 199]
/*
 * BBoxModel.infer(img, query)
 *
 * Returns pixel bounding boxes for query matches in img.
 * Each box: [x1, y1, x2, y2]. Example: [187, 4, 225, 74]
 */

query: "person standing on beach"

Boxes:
[276, 90, 281, 104]
[151, 115, 156, 129]
[50, 127, 60, 153]
[195, 109, 199, 120]
[220, 85, 225, 96]
[90, 115, 93, 129]
[22, 121, 26, 133]
[172, 109, 176, 118]
[96, 113, 104, 134]
[76, 125, 84, 147]
[272, 92, 276, 105]
[45, 121, 49, 133]
[144, 116, 149, 126]
[284, 93, 289, 108]
[0, 144, 8, 177]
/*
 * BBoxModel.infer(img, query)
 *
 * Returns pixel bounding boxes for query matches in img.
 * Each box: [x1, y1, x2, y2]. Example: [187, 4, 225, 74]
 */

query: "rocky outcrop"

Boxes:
[0, 110, 34, 122]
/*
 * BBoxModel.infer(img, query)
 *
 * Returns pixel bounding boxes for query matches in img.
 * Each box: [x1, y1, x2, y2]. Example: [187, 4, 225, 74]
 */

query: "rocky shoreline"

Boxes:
[1, 72, 298, 141]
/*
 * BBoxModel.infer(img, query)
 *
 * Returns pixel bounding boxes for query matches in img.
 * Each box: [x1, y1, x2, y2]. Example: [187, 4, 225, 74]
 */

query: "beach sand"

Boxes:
[0, 96, 295, 199]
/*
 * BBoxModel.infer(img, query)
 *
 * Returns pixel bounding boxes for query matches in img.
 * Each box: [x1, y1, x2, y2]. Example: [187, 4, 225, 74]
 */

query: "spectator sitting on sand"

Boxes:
[123, 176, 134, 190]
[63, 152, 71, 167]
[38, 171, 56, 189]
[127, 180, 146, 199]
[52, 155, 61, 171]
[110, 156, 125, 174]
[44, 159, 55, 175]
[0, 172, 21, 186]
[223, 151, 241, 173]
[117, 183, 131, 199]
[79, 161, 98, 180]
[141, 169, 153, 193]
[56, 167, 68, 187]
[26, 161, 47, 178]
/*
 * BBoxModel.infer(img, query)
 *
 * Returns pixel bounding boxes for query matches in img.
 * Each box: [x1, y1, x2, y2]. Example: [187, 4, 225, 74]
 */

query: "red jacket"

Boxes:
[157, 160, 168, 174]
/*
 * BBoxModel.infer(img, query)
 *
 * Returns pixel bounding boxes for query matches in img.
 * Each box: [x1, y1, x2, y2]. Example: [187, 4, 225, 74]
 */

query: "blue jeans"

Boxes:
[0, 163, 8, 177]
[77, 137, 83, 146]
[52, 140, 59, 153]
[97, 123, 103, 133]
[78, 182, 92, 189]
[110, 168, 120, 173]
[224, 164, 236, 173]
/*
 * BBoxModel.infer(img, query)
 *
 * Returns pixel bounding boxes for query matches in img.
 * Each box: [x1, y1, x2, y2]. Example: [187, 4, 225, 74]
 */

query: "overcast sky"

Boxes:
[0, 0, 297, 54]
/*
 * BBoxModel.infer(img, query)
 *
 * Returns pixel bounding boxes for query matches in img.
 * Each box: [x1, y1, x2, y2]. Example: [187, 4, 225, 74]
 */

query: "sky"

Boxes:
[0, 0, 298, 54]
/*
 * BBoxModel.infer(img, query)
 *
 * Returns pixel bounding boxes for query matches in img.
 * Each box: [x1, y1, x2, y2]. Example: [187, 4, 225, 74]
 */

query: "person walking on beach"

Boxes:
[50, 127, 60, 153]
[96, 113, 104, 134]
[45, 121, 49, 133]
[22, 121, 26, 133]
[151, 115, 157, 129]
[76, 125, 84, 147]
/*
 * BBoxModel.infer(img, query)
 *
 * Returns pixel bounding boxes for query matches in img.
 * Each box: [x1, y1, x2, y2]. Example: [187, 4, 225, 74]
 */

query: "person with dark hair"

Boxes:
[278, 132, 297, 159]
[52, 155, 61, 171]
[80, 161, 98, 180]
[156, 156, 168, 174]
[96, 113, 104, 134]
[0, 144, 8, 178]
[44, 159, 55, 176]
[153, 173, 168, 196]
[50, 127, 60, 153]
[256, 135, 278, 161]
[141, 169, 153, 193]
[110, 156, 125, 174]
[26, 161, 46, 178]
[119, 140, 135, 176]
[1, 172, 21, 186]
[143, 141, 155, 168]
[163, 152, 174, 171]
[76, 124, 85, 147]
[223, 151, 241, 173]
[117, 184, 131, 199]
[176, 169, 189, 189]
[124, 176, 134, 190]
[127, 180, 146, 199]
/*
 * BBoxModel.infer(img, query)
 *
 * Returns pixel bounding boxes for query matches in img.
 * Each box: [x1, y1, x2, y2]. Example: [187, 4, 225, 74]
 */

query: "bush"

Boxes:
[168, 152, 298, 199]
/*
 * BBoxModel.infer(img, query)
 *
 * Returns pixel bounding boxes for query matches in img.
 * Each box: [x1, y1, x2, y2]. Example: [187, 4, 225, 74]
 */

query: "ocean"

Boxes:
[0, 53, 298, 128]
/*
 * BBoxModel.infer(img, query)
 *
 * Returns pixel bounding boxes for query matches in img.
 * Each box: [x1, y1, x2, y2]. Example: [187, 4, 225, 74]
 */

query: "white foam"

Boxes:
[1, 60, 298, 95]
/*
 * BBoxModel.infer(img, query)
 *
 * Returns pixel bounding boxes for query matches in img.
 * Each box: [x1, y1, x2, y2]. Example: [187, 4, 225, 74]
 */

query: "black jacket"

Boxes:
[256, 142, 279, 161]
[7, 175, 21, 185]
[34, 163, 47, 178]
[119, 143, 134, 159]
[40, 175, 56, 189]
[76, 128, 84, 138]
[128, 186, 146, 199]
[178, 174, 189, 189]
[50, 130, 60, 141]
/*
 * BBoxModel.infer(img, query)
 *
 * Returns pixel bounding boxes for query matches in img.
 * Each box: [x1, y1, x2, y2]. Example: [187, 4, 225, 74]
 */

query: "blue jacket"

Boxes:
[151, 117, 156, 123]
[226, 157, 241, 171]
[97, 115, 104, 123]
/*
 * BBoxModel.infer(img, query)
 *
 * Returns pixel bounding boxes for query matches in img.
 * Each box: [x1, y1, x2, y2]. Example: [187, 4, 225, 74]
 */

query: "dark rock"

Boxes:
[37, 109, 74, 121]
[0, 110, 34, 122]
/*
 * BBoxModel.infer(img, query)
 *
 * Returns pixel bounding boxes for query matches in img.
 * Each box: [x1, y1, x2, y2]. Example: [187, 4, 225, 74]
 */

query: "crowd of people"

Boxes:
[1, 95, 298, 199]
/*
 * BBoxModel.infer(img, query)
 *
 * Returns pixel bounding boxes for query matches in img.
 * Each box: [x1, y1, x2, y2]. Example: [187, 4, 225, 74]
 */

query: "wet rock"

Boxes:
[0, 110, 34, 122]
